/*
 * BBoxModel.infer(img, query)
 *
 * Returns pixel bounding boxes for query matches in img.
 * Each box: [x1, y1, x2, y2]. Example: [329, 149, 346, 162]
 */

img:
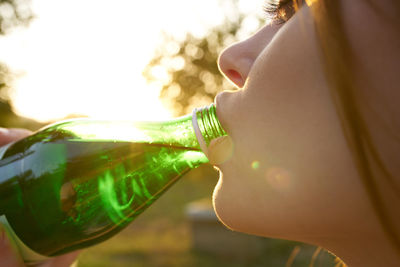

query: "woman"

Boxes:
[1, 0, 399, 266]
[210, 0, 400, 266]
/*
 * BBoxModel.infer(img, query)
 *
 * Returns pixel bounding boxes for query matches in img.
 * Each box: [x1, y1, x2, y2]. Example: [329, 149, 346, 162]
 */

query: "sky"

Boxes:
[0, 0, 264, 122]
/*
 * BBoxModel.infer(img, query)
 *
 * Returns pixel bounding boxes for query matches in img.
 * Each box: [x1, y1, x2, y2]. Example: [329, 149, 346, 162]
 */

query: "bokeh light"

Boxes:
[0, 0, 265, 123]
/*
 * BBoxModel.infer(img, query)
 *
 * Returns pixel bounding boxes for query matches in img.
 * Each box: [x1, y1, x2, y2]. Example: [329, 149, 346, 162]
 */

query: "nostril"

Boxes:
[226, 69, 244, 87]
[227, 69, 242, 80]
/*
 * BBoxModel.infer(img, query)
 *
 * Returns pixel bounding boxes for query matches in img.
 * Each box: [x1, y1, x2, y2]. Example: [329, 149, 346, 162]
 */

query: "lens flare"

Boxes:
[251, 161, 260, 170]
[265, 167, 292, 192]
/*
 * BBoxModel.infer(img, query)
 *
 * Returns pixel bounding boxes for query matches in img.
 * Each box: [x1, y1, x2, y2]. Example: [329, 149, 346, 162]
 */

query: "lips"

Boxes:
[214, 91, 229, 133]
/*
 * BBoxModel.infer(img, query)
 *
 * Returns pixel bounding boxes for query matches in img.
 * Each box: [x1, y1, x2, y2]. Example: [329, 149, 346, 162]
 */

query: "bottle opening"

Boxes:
[192, 104, 227, 156]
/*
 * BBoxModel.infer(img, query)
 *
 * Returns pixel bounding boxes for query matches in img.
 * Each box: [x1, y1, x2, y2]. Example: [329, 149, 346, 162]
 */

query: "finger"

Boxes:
[37, 251, 80, 267]
[0, 128, 32, 146]
[0, 225, 25, 267]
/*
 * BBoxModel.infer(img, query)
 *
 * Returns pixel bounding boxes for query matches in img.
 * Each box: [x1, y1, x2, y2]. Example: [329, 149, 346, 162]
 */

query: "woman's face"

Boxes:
[212, 1, 395, 250]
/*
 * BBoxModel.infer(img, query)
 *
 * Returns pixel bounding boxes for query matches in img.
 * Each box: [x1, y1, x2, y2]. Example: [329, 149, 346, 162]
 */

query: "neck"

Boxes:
[325, 231, 400, 267]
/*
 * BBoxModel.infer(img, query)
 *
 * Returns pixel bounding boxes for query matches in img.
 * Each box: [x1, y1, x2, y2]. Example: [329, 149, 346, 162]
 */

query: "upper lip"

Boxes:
[214, 91, 230, 136]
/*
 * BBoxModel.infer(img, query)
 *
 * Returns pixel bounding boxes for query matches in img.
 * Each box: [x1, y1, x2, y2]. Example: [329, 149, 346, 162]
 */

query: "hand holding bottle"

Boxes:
[0, 128, 80, 267]
[0, 128, 32, 146]
[0, 104, 227, 260]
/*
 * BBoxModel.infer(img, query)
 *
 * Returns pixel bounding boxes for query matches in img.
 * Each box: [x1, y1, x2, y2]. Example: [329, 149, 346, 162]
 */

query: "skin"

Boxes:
[0, 128, 80, 267]
[211, 1, 400, 266]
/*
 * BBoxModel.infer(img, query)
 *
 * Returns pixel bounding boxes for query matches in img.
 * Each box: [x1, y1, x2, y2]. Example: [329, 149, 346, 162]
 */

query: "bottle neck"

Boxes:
[192, 104, 227, 156]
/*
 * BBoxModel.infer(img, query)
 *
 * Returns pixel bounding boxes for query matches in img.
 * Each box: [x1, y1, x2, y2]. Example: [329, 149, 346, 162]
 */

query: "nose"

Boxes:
[218, 24, 280, 88]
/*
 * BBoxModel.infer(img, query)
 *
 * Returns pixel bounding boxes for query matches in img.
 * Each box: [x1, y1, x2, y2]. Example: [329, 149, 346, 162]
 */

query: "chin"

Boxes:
[212, 170, 302, 240]
[212, 170, 239, 231]
[212, 170, 260, 235]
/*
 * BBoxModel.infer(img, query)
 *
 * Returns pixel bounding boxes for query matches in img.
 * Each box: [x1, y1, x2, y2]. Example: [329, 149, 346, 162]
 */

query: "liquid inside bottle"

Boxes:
[0, 104, 225, 257]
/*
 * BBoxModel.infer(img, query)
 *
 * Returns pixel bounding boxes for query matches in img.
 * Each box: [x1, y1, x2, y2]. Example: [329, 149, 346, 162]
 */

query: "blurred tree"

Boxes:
[143, 1, 256, 116]
[141, 7, 341, 267]
[0, 0, 38, 129]
[0, 0, 33, 35]
[0, 0, 33, 93]
[0, 63, 11, 97]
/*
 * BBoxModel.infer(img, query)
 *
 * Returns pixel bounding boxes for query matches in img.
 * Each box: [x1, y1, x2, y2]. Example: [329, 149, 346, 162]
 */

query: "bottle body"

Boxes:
[0, 104, 225, 257]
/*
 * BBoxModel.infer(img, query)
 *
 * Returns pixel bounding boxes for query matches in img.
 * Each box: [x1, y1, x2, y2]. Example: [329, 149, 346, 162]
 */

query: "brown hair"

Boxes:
[310, 0, 400, 252]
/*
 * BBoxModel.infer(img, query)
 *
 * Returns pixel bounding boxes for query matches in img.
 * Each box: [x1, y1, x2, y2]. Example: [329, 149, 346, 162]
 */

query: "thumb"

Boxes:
[0, 128, 32, 146]
[0, 224, 25, 267]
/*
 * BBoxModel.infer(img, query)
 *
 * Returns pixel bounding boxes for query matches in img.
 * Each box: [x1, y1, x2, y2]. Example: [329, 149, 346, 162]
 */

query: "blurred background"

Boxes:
[0, 0, 340, 266]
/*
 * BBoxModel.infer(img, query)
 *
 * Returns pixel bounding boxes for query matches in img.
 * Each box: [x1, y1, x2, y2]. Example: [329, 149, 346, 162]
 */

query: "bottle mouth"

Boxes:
[192, 104, 227, 156]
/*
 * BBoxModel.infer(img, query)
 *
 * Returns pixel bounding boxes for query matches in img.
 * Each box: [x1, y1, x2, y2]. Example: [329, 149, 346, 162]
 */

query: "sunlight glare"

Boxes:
[0, 0, 265, 123]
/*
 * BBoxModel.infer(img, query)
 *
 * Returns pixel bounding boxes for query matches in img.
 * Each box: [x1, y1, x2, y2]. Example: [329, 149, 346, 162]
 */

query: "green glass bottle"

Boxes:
[0, 104, 226, 263]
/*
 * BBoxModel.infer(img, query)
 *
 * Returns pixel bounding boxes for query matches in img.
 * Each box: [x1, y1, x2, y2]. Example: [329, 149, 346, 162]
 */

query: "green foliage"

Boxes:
[0, 0, 34, 127]
[143, 17, 245, 116]
[0, 0, 33, 92]
[0, 0, 33, 90]
[0, 64, 42, 129]
[0, 64, 10, 93]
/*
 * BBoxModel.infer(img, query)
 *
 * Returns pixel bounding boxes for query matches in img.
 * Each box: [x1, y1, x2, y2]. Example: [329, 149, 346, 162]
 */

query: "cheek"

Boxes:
[213, 96, 374, 243]
[212, 165, 258, 233]
[213, 64, 371, 241]
[212, 7, 378, 243]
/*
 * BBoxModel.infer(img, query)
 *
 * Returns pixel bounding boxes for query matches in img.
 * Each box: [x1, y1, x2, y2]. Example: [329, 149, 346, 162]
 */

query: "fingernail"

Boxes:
[0, 127, 9, 134]
[0, 128, 15, 146]
[0, 224, 25, 267]
[7, 128, 32, 138]
[0, 224, 8, 247]
[0, 129, 32, 146]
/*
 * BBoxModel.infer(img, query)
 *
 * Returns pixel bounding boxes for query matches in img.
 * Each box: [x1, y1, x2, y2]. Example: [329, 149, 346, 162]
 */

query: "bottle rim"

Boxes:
[192, 107, 209, 156]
